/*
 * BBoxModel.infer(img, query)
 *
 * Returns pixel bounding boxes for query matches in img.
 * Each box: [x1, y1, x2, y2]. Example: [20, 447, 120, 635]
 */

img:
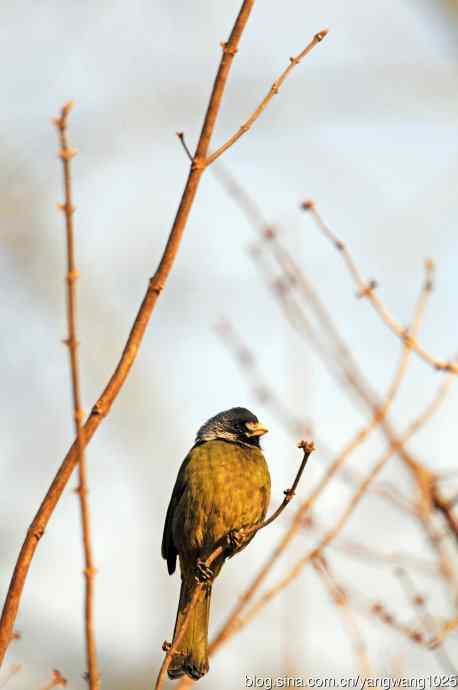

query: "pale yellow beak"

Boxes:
[245, 421, 269, 437]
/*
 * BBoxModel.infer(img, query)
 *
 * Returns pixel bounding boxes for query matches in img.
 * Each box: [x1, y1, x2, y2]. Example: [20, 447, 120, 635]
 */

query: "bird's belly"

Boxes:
[173, 445, 270, 558]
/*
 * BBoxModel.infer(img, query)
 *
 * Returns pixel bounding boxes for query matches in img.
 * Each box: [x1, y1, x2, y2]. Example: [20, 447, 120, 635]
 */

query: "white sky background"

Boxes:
[1, 1, 458, 688]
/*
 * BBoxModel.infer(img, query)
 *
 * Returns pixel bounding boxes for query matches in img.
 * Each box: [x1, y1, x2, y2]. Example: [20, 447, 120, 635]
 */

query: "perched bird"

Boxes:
[161, 407, 271, 680]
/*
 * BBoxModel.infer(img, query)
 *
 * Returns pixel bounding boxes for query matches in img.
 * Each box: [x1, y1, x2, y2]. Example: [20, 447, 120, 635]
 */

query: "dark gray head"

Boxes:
[196, 407, 268, 448]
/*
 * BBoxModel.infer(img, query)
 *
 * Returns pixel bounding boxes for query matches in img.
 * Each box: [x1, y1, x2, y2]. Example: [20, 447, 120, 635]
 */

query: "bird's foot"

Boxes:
[226, 528, 246, 554]
[195, 560, 213, 583]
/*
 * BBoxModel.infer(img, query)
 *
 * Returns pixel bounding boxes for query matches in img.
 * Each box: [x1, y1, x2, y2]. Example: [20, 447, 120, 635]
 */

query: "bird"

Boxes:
[161, 407, 271, 681]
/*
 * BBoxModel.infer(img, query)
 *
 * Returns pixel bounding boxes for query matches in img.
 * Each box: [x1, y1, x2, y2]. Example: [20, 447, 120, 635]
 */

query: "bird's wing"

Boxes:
[161, 452, 192, 575]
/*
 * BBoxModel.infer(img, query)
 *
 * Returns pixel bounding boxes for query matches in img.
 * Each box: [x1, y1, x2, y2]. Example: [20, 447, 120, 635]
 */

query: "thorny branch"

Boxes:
[54, 102, 99, 690]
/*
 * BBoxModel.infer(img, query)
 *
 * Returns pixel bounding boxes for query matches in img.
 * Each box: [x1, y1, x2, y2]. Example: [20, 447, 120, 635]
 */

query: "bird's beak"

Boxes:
[245, 421, 269, 437]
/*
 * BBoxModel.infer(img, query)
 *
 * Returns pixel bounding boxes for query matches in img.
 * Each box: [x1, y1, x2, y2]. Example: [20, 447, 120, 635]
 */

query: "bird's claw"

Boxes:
[226, 528, 245, 553]
[195, 560, 213, 583]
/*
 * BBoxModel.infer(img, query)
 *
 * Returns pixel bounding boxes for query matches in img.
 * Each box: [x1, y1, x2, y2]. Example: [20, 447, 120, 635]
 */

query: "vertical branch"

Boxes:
[54, 103, 99, 690]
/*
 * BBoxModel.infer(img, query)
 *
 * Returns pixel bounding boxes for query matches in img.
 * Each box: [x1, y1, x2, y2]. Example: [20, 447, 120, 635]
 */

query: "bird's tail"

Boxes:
[168, 574, 212, 681]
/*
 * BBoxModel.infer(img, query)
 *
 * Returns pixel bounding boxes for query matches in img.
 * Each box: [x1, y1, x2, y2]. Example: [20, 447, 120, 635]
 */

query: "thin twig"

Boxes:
[303, 201, 458, 374]
[242, 440, 315, 535]
[432, 487, 458, 548]
[176, 132, 193, 162]
[205, 29, 328, 166]
[0, 0, 259, 664]
[54, 102, 99, 690]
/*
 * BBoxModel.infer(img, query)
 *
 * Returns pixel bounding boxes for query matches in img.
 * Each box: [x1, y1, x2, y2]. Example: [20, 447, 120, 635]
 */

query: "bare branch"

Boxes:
[242, 440, 315, 536]
[303, 201, 458, 374]
[54, 102, 99, 690]
[206, 29, 328, 166]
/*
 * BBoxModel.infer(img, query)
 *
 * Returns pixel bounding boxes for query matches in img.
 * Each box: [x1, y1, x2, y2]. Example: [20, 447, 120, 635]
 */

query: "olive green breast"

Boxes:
[172, 440, 271, 559]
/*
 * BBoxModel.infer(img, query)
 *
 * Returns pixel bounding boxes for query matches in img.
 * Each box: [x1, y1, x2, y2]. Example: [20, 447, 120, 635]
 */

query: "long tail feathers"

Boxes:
[168, 576, 212, 681]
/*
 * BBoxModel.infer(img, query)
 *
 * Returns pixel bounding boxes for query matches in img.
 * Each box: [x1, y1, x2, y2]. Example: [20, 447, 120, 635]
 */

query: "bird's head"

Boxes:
[196, 407, 269, 448]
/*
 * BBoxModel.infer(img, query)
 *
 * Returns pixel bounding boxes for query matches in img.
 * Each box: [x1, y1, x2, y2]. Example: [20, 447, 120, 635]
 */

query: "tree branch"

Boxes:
[205, 29, 328, 166]
[54, 102, 99, 690]
[303, 200, 458, 374]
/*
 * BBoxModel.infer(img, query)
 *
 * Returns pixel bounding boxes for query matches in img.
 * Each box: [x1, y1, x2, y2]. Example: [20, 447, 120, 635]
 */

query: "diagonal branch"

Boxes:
[0, 0, 257, 665]
[54, 102, 99, 690]
[303, 201, 458, 374]
[205, 29, 328, 166]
